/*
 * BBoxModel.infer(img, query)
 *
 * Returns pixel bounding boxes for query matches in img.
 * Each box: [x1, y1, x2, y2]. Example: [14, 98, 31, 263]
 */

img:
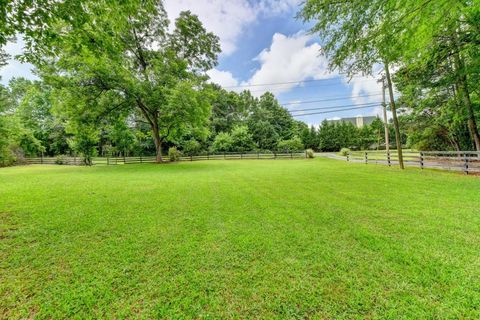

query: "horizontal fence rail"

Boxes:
[25, 151, 307, 166]
[25, 156, 81, 165]
[24, 151, 480, 174]
[341, 151, 480, 175]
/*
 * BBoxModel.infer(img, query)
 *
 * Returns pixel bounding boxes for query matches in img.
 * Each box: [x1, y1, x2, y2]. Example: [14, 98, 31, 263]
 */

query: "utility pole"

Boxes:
[385, 63, 404, 169]
[378, 76, 390, 154]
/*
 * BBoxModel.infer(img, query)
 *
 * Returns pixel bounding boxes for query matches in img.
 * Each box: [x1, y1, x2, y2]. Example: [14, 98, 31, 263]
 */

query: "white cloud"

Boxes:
[164, 0, 300, 56]
[0, 37, 38, 85]
[164, 0, 255, 55]
[254, 0, 302, 16]
[347, 75, 381, 105]
[241, 32, 335, 96]
[207, 68, 239, 87]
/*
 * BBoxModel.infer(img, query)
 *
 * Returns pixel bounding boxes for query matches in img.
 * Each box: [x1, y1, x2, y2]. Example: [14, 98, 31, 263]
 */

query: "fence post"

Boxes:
[107, 156, 109, 165]
[41, 152, 44, 164]
[274, 152, 276, 159]
[224, 152, 226, 160]
[291, 151, 293, 159]
[258, 152, 260, 159]
[346, 152, 350, 162]
[241, 152, 243, 159]
[207, 152, 210, 160]
[464, 153, 469, 175]
[140, 155, 143, 163]
[190, 155, 193, 161]
[420, 152, 424, 169]
[74, 155, 77, 165]
[123, 154, 126, 164]
[387, 151, 391, 166]
[364, 152, 368, 164]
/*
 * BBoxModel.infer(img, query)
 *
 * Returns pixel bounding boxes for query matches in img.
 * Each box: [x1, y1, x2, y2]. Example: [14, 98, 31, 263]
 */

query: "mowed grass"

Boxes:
[1, 159, 480, 319]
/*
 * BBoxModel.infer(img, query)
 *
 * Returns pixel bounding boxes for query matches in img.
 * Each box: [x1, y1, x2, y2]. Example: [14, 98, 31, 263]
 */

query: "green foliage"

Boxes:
[212, 132, 233, 153]
[108, 118, 135, 156]
[230, 125, 256, 152]
[306, 148, 315, 158]
[300, 0, 480, 152]
[277, 136, 304, 152]
[181, 139, 202, 156]
[168, 147, 181, 162]
[28, 1, 220, 162]
[0, 114, 17, 166]
[55, 155, 69, 165]
[209, 85, 249, 135]
[339, 148, 350, 156]
[318, 121, 358, 152]
[68, 125, 99, 166]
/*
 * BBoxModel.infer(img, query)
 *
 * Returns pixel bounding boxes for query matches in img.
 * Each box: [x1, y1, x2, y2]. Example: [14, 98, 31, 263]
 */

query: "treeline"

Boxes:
[300, 0, 480, 166]
[1, 75, 405, 166]
[0, 79, 312, 166]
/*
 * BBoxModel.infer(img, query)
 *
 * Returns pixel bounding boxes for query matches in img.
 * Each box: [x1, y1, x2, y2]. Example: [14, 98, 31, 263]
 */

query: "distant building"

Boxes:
[326, 115, 378, 128]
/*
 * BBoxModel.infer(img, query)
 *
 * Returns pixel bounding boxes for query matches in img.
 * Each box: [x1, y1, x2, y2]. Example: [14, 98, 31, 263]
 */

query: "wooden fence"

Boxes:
[25, 156, 81, 165]
[24, 150, 480, 174]
[345, 150, 480, 174]
[25, 151, 307, 166]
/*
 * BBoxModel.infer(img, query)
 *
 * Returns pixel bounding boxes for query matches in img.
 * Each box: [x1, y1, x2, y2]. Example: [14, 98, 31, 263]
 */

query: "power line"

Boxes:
[291, 105, 380, 117]
[289, 102, 380, 113]
[281, 93, 382, 106]
[222, 76, 378, 89]
[243, 80, 380, 94]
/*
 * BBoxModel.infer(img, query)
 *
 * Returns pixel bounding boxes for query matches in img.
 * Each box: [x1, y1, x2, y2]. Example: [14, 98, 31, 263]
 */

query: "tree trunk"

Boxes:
[384, 63, 404, 169]
[452, 33, 480, 151]
[135, 99, 163, 163]
[152, 123, 163, 163]
[456, 69, 480, 151]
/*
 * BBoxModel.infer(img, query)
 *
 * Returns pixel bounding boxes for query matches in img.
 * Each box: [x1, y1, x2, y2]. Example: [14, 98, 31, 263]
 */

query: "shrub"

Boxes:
[55, 155, 69, 165]
[212, 132, 233, 153]
[306, 149, 315, 158]
[230, 125, 256, 152]
[0, 146, 16, 167]
[168, 147, 181, 162]
[277, 136, 304, 152]
[182, 139, 202, 156]
[339, 148, 350, 156]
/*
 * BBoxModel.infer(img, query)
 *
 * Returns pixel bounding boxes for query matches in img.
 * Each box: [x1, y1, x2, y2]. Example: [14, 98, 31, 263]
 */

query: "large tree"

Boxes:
[299, 0, 410, 167]
[300, 0, 479, 158]
[28, 1, 220, 162]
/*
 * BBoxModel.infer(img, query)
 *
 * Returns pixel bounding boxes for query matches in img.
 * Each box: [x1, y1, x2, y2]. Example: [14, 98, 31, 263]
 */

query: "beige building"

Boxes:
[327, 115, 378, 128]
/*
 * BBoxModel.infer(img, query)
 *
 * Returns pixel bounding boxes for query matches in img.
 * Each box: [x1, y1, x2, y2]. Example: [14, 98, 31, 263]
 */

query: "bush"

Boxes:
[0, 146, 16, 167]
[212, 132, 233, 153]
[230, 125, 256, 152]
[55, 155, 70, 165]
[339, 148, 350, 156]
[182, 139, 202, 156]
[306, 149, 315, 158]
[277, 136, 304, 152]
[168, 147, 181, 162]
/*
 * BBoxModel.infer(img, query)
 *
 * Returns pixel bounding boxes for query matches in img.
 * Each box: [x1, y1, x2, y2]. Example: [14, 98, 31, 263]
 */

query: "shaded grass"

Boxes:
[1, 159, 480, 319]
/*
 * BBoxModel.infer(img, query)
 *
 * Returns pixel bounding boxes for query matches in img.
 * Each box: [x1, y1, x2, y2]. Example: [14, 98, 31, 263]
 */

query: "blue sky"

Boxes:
[1, 0, 386, 126]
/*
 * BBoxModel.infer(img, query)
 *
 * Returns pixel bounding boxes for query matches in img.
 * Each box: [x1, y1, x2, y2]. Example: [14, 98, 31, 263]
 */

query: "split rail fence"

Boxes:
[25, 151, 307, 166]
[24, 150, 480, 174]
[344, 150, 480, 174]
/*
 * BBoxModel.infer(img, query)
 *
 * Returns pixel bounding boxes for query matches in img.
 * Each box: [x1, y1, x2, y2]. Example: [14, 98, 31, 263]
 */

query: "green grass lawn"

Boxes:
[1, 159, 480, 319]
